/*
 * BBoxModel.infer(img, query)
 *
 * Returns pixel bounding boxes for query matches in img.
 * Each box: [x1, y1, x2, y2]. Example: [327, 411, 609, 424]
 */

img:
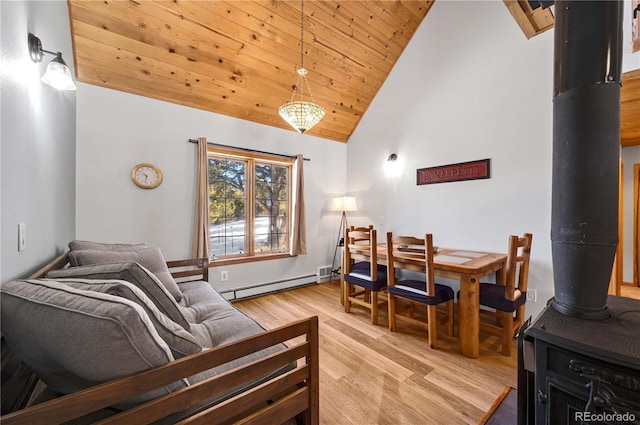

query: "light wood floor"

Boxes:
[621, 284, 640, 300]
[234, 281, 517, 425]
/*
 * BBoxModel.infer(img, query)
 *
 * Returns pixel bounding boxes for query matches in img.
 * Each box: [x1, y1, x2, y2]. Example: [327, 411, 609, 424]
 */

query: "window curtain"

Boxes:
[192, 137, 211, 260]
[290, 154, 307, 255]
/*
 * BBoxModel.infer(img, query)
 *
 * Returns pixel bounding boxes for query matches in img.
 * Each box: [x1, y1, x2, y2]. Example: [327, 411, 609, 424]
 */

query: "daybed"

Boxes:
[0, 241, 319, 425]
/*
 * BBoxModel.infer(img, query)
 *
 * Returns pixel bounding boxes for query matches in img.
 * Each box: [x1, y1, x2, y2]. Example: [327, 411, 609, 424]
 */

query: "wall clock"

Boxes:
[131, 163, 163, 189]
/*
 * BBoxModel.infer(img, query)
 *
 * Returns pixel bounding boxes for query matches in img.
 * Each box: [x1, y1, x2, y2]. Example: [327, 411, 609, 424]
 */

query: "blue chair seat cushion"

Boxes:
[473, 283, 527, 312]
[388, 279, 453, 305]
[345, 263, 387, 291]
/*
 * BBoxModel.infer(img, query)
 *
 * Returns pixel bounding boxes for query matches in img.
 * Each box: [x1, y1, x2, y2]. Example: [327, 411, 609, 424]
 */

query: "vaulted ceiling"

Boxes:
[67, 1, 554, 142]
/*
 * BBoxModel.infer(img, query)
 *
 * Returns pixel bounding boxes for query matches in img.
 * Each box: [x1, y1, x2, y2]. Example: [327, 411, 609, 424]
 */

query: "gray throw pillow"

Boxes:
[47, 262, 190, 330]
[68, 247, 183, 302]
[53, 278, 201, 359]
[0, 279, 188, 408]
[69, 240, 147, 251]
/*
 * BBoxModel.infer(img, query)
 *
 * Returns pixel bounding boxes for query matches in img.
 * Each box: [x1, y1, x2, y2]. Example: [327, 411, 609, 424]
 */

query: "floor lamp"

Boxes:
[330, 196, 358, 279]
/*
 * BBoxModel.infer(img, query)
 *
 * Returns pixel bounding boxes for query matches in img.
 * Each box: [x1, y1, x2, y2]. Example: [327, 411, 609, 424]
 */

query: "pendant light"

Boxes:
[278, 0, 325, 134]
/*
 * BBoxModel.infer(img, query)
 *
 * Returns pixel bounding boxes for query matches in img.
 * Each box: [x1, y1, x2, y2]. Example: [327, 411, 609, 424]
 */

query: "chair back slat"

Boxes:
[348, 231, 372, 241]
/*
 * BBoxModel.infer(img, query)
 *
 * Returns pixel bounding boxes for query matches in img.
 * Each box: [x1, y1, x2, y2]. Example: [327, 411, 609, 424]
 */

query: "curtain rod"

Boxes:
[188, 139, 310, 162]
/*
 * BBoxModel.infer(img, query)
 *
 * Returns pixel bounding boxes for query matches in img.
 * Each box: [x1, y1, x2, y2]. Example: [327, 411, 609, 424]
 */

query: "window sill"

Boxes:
[208, 252, 293, 267]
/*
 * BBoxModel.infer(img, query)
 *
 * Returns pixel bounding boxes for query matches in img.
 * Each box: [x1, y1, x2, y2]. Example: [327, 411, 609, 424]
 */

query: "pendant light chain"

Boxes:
[296, 0, 318, 105]
[300, 0, 304, 69]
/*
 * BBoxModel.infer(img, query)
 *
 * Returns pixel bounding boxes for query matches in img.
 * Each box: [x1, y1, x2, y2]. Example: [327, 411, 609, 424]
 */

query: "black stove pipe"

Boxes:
[550, 1, 623, 319]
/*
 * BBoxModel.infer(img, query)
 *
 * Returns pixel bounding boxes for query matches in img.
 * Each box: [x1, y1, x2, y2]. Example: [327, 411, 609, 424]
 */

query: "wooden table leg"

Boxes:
[459, 273, 480, 358]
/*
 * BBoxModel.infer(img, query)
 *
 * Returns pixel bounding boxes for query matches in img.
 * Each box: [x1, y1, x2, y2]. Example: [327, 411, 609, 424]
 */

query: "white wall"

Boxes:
[347, 1, 555, 320]
[346, 0, 640, 319]
[1, 0, 76, 284]
[76, 84, 347, 293]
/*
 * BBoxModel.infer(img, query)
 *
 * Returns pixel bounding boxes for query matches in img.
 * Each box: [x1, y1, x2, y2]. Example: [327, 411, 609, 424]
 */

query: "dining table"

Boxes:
[342, 243, 507, 358]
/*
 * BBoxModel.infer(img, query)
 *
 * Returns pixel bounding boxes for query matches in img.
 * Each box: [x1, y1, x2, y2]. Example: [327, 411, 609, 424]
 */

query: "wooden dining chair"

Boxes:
[343, 226, 388, 325]
[477, 233, 533, 356]
[340, 225, 374, 305]
[385, 232, 454, 349]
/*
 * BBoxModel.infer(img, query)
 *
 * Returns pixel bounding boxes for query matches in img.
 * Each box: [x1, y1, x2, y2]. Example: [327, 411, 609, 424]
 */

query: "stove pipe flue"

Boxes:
[551, 1, 623, 319]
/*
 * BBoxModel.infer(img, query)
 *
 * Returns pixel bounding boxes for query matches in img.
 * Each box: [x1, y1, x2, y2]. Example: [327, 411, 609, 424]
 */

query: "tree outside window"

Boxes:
[208, 150, 291, 260]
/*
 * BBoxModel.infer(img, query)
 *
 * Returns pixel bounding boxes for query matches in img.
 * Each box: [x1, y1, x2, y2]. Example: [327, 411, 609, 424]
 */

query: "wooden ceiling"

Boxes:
[67, 0, 436, 142]
[67, 1, 639, 146]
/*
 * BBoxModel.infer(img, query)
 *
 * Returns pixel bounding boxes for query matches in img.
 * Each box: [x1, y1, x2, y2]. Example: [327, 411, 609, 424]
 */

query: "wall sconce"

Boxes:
[28, 33, 77, 91]
[385, 153, 402, 177]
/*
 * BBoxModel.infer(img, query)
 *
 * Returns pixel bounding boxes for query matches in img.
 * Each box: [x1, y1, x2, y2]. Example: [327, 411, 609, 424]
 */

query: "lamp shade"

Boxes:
[330, 196, 358, 212]
[41, 53, 77, 91]
[279, 100, 325, 134]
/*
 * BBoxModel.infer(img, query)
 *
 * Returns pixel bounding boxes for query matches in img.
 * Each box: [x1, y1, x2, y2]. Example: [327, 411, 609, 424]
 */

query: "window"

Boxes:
[208, 148, 292, 263]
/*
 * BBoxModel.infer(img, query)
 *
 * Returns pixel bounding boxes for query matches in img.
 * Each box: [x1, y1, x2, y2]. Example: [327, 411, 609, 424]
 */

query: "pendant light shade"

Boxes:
[279, 69, 325, 134]
[279, 0, 325, 134]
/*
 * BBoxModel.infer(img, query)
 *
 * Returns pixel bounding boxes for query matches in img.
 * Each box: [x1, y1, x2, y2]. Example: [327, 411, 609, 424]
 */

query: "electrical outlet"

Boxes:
[379, 216, 385, 225]
[18, 223, 26, 252]
[220, 270, 229, 282]
[527, 289, 537, 302]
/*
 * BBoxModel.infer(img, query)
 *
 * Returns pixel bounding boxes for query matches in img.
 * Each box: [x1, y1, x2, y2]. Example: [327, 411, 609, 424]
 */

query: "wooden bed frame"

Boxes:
[0, 252, 319, 425]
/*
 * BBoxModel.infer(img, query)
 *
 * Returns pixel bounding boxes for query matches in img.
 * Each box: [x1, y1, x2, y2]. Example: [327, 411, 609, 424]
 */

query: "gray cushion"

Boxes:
[69, 240, 147, 251]
[0, 279, 188, 408]
[47, 262, 190, 331]
[178, 281, 273, 348]
[51, 278, 201, 359]
[68, 248, 183, 302]
[176, 280, 296, 407]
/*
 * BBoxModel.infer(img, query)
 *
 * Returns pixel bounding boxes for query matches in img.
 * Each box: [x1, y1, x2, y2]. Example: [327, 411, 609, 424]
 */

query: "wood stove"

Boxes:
[518, 1, 640, 424]
[520, 297, 640, 424]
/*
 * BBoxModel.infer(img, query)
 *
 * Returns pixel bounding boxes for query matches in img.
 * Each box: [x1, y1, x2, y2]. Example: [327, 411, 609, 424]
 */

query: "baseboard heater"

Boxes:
[220, 273, 317, 301]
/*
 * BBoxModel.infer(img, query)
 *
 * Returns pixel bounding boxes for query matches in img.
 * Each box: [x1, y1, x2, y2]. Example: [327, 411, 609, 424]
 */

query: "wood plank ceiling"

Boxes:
[67, 1, 638, 146]
[67, 0, 435, 142]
